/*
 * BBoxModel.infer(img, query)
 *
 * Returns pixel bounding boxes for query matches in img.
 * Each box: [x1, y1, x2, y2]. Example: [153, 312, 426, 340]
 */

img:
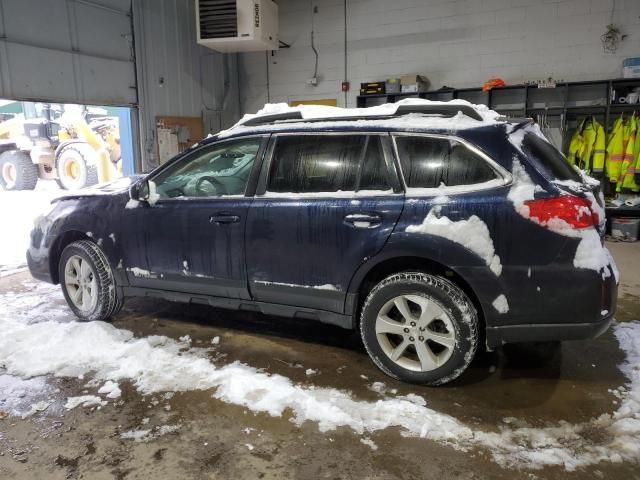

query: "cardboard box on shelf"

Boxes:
[400, 74, 430, 93]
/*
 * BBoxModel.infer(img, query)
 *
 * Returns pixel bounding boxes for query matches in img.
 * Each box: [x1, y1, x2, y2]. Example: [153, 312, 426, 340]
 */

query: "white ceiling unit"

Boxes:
[196, 0, 278, 53]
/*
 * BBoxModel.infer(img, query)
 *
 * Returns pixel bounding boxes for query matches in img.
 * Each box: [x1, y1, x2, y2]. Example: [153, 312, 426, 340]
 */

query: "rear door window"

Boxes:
[267, 135, 391, 194]
[521, 132, 582, 182]
[394, 135, 500, 189]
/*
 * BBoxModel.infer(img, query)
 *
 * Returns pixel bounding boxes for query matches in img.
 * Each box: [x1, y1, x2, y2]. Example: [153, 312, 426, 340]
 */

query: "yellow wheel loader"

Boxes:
[0, 102, 118, 191]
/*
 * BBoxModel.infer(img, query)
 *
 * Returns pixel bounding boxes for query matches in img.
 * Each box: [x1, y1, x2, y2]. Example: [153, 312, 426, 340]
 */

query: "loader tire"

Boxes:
[0, 150, 38, 191]
[56, 143, 99, 190]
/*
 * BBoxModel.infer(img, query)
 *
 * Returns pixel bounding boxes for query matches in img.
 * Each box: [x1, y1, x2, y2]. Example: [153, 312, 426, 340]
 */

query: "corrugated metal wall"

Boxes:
[0, 0, 136, 105]
[133, 0, 240, 170]
[0, 0, 239, 171]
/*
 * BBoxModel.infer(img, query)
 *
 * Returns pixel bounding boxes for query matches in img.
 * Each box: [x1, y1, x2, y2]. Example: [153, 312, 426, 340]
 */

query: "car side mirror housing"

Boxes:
[129, 180, 150, 202]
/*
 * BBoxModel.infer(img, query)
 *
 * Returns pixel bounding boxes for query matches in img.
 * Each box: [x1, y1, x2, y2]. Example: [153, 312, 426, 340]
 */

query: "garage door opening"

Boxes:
[0, 99, 135, 275]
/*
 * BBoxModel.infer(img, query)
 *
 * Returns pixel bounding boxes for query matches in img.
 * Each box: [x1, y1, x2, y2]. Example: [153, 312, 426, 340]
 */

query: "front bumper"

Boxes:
[27, 238, 54, 284]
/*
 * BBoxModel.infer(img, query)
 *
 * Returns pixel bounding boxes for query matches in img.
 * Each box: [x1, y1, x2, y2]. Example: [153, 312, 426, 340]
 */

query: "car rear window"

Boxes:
[395, 136, 499, 189]
[521, 132, 582, 182]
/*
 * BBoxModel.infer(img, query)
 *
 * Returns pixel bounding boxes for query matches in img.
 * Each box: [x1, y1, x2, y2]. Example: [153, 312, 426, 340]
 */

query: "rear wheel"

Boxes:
[58, 240, 123, 321]
[0, 150, 38, 191]
[360, 272, 479, 385]
[56, 144, 98, 190]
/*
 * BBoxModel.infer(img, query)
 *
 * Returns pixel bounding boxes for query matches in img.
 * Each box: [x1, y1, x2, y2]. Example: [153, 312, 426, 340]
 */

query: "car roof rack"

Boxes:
[239, 103, 485, 127]
[394, 104, 483, 121]
[241, 111, 304, 126]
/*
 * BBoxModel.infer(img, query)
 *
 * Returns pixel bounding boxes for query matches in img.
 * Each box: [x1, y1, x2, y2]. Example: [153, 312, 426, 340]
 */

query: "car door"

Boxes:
[245, 132, 404, 313]
[125, 135, 267, 299]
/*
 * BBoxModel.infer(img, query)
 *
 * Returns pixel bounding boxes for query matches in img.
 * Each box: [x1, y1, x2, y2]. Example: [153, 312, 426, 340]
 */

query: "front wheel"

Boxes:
[58, 240, 123, 321]
[56, 144, 99, 190]
[360, 272, 479, 386]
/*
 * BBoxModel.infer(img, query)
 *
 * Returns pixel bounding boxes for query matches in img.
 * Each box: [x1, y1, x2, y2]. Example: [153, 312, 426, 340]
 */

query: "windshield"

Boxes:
[521, 132, 582, 183]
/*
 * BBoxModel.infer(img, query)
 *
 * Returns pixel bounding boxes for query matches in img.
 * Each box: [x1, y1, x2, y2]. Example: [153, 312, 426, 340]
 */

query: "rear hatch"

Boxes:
[519, 131, 606, 237]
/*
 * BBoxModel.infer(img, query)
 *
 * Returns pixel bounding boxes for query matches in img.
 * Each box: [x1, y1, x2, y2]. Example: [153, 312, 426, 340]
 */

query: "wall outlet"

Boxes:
[306, 77, 318, 86]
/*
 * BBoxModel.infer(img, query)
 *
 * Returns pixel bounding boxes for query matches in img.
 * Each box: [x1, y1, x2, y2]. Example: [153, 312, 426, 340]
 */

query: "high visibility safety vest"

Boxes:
[567, 117, 605, 174]
[606, 116, 625, 183]
[619, 115, 639, 192]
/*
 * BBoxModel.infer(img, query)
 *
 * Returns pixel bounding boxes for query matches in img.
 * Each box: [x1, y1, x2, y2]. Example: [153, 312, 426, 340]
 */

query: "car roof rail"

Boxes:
[241, 111, 304, 126]
[239, 103, 485, 127]
[394, 104, 484, 121]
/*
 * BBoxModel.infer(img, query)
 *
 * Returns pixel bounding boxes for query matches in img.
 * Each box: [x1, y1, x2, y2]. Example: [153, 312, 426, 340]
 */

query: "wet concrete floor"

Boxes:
[1, 241, 640, 479]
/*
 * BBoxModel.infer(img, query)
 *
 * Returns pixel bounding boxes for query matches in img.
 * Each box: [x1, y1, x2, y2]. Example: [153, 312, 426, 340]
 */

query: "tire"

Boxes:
[360, 272, 479, 386]
[58, 240, 123, 321]
[0, 150, 38, 191]
[56, 144, 98, 190]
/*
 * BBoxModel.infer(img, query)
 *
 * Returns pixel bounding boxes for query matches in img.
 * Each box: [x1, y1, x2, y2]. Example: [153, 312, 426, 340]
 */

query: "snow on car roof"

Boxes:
[215, 98, 507, 139]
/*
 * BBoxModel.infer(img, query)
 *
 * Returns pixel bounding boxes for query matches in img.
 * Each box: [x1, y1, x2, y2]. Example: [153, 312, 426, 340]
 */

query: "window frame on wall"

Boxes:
[255, 132, 402, 197]
[390, 133, 511, 195]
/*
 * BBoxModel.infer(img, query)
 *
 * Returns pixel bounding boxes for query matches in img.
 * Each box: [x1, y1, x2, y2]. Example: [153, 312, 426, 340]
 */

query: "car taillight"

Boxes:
[524, 195, 598, 229]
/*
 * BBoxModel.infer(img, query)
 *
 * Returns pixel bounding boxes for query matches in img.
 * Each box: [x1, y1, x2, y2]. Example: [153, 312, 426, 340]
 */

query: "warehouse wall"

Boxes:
[239, 0, 640, 113]
[0, 0, 135, 105]
[133, 0, 240, 170]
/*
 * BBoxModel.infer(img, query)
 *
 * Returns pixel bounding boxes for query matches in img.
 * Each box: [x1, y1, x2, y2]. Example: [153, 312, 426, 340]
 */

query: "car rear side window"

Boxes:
[267, 135, 390, 193]
[395, 136, 499, 189]
[521, 132, 582, 182]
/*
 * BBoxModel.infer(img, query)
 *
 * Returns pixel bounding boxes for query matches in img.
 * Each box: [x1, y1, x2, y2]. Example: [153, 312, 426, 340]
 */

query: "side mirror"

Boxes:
[129, 179, 149, 202]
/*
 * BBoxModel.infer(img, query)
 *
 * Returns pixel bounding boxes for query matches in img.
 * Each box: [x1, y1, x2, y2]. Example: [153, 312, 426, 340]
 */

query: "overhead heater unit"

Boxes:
[196, 0, 278, 52]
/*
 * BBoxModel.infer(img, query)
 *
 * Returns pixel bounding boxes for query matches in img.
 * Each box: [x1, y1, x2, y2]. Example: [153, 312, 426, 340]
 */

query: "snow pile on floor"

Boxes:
[121, 424, 181, 442]
[406, 209, 502, 276]
[0, 183, 63, 273]
[2, 281, 640, 470]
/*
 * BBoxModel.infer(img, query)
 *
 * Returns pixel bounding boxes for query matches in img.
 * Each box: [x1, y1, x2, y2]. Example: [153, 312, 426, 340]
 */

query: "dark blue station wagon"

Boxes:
[28, 102, 618, 385]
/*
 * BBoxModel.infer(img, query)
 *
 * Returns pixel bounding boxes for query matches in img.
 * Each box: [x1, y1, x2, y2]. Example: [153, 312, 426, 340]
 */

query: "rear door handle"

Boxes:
[210, 214, 240, 224]
[344, 213, 382, 228]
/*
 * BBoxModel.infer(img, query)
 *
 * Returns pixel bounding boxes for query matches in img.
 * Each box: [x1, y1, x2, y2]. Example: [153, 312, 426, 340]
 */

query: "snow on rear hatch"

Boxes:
[507, 130, 614, 279]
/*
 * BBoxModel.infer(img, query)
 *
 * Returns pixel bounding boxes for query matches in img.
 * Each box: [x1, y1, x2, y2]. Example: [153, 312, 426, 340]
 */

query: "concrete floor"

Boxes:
[1, 242, 640, 479]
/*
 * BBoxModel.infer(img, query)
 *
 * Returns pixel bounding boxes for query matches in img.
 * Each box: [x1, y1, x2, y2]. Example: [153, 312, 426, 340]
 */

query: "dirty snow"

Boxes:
[64, 395, 107, 410]
[2, 281, 640, 471]
[406, 209, 502, 276]
[21, 400, 51, 419]
[98, 380, 122, 399]
[492, 295, 509, 314]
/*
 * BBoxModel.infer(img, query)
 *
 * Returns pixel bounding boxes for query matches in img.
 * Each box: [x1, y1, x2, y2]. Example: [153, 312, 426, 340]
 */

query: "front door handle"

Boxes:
[344, 213, 382, 228]
[210, 214, 240, 224]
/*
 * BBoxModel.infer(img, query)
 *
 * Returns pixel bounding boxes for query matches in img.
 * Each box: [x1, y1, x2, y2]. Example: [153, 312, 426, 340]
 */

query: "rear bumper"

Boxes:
[486, 314, 613, 347]
[484, 266, 617, 349]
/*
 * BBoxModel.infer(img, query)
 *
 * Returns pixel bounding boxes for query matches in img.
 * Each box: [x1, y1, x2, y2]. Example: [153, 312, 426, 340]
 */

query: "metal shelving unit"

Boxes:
[358, 78, 640, 221]
[357, 78, 640, 130]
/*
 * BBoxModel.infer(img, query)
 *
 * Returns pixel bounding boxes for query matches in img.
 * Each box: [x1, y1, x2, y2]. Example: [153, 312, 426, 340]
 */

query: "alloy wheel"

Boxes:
[64, 255, 98, 312]
[375, 294, 456, 372]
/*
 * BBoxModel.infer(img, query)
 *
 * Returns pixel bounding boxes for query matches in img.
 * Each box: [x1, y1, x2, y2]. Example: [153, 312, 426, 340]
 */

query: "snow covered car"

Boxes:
[27, 100, 618, 385]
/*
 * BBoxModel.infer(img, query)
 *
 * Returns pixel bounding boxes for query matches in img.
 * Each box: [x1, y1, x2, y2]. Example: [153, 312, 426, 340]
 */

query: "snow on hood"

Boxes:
[53, 176, 140, 202]
[1, 281, 640, 471]
[218, 99, 505, 138]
